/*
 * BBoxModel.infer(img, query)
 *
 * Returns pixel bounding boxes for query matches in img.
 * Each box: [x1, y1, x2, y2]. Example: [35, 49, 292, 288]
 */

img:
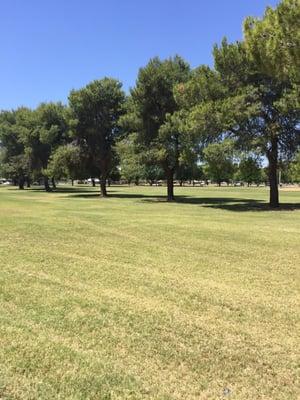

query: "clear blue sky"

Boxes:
[1, 0, 279, 110]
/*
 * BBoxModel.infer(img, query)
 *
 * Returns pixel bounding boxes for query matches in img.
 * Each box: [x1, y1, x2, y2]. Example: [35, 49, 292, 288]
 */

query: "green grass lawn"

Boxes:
[0, 185, 299, 399]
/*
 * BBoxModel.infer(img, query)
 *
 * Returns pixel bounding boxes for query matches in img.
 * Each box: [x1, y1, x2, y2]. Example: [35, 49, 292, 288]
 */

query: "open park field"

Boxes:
[0, 185, 299, 399]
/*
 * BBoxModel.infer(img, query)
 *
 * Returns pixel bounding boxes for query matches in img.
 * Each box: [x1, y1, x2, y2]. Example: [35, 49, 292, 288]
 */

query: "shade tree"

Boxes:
[69, 78, 125, 196]
[202, 140, 235, 185]
[237, 154, 262, 186]
[0, 108, 33, 188]
[129, 56, 192, 200]
[244, 0, 300, 82]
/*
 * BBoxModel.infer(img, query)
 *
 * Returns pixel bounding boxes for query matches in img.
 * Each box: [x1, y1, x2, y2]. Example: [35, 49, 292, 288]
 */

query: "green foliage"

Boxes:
[176, 162, 203, 183]
[0, 154, 30, 186]
[0, 109, 33, 186]
[203, 140, 235, 184]
[131, 56, 190, 144]
[45, 145, 81, 180]
[237, 155, 262, 185]
[69, 78, 125, 195]
[244, 0, 300, 82]
[130, 57, 192, 198]
[143, 164, 164, 184]
[174, 23, 299, 206]
[213, 36, 299, 206]
[174, 65, 226, 108]
[116, 133, 145, 184]
[0, 104, 71, 190]
[24, 103, 69, 170]
[288, 152, 300, 182]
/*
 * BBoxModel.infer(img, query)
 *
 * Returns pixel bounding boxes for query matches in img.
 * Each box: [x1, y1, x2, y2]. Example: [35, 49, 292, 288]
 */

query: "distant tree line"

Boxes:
[0, 0, 299, 207]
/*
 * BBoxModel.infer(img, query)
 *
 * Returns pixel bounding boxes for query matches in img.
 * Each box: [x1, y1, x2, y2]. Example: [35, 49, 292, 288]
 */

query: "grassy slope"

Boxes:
[0, 185, 299, 400]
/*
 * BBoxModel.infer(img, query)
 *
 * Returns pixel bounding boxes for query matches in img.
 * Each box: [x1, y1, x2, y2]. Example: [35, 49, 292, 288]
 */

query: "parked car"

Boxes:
[0, 179, 12, 185]
[87, 178, 100, 184]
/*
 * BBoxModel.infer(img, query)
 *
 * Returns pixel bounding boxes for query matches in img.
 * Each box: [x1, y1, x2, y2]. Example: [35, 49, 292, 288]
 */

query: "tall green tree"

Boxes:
[203, 140, 235, 186]
[288, 151, 300, 183]
[0, 108, 32, 189]
[178, 40, 299, 207]
[237, 155, 262, 186]
[116, 133, 145, 185]
[244, 0, 300, 82]
[45, 144, 82, 183]
[130, 56, 191, 200]
[19, 102, 70, 191]
[213, 39, 300, 206]
[69, 78, 125, 196]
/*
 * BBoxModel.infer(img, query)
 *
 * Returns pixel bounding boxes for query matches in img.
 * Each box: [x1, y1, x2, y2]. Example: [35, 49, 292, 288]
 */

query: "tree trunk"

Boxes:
[100, 177, 107, 197]
[71, 179, 74, 186]
[18, 177, 25, 190]
[92, 178, 96, 187]
[51, 177, 56, 189]
[26, 177, 31, 188]
[267, 138, 279, 208]
[44, 176, 51, 192]
[166, 169, 174, 201]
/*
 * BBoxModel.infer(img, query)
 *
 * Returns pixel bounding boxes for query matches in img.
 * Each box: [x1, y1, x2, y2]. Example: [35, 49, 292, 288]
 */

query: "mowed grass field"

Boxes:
[0, 185, 299, 400]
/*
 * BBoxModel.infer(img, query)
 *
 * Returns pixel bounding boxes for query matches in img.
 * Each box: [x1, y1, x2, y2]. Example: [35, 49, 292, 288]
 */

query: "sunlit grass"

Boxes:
[0, 185, 299, 399]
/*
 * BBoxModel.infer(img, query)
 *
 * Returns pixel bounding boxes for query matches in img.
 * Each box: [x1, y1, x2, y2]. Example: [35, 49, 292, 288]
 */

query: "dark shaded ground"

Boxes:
[63, 189, 300, 212]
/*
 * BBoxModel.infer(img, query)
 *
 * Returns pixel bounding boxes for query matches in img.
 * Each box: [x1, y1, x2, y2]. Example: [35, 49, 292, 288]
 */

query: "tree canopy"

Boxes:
[69, 78, 125, 196]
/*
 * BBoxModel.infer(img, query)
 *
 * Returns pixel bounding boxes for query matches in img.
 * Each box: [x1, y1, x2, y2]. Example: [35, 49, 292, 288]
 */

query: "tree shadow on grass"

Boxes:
[13, 186, 299, 212]
[65, 192, 167, 200]
[26, 186, 97, 194]
[143, 195, 300, 211]
[64, 191, 300, 211]
[202, 200, 300, 212]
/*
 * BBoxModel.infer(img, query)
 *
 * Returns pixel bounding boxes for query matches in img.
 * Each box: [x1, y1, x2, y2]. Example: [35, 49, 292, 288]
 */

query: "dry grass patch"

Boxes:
[0, 185, 299, 399]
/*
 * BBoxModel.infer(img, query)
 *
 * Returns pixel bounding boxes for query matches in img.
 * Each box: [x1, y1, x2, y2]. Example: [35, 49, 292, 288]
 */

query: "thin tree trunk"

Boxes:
[100, 176, 107, 197]
[26, 177, 31, 188]
[166, 169, 174, 201]
[71, 179, 74, 186]
[51, 177, 56, 189]
[92, 178, 96, 187]
[267, 138, 279, 208]
[44, 176, 51, 192]
[18, 177, 25, 190]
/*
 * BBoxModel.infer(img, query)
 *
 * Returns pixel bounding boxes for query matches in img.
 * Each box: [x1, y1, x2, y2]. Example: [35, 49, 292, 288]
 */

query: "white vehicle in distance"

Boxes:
[87, 178, 100, 184]
[0, 179, 12, 185]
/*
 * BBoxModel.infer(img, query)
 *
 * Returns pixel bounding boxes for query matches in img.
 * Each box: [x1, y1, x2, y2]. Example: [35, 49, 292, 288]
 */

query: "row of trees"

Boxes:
[117, 138, 300, 187]
[0, 0, 299, 207]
